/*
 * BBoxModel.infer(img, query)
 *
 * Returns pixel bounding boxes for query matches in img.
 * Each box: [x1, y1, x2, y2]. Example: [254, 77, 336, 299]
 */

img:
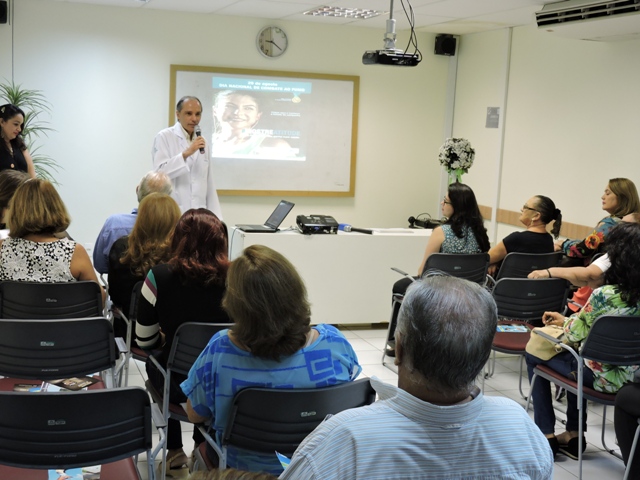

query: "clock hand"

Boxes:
[267, 39, 283, 51]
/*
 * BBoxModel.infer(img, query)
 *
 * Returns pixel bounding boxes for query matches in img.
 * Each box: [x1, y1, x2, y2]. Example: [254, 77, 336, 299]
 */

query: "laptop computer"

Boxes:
[235, 200, 295, 233]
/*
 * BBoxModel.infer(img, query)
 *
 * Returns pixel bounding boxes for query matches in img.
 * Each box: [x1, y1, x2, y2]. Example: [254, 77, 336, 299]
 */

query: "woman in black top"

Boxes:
[488, 195, 562, 275]
[136, 208, 231, 472]
[0, 104, 36, 177]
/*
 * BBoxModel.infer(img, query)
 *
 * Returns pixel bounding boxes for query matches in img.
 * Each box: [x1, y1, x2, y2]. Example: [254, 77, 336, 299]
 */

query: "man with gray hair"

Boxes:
[281, 275, 554, 479]
[92, 171, 172, 274]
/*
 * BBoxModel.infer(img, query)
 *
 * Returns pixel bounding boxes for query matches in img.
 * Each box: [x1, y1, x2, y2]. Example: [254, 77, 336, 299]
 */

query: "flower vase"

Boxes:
[448, 169, 464, 184]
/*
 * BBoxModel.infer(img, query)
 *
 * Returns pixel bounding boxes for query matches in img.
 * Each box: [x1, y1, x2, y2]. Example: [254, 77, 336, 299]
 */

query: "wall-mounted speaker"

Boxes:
[0, 1, 7, 25]
[434, 34, 456, 56]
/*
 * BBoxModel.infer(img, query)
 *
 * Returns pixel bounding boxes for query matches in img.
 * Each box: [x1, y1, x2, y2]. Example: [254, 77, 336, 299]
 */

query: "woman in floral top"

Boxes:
[557, 178, 639, 312]
[527, 222, 640, 460]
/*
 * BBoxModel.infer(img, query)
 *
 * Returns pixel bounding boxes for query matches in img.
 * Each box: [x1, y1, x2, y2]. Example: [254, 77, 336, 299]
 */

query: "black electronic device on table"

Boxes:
[408, 215, 444, 229]
[296, 214, 339, 234]
[236, 200, 295, 233]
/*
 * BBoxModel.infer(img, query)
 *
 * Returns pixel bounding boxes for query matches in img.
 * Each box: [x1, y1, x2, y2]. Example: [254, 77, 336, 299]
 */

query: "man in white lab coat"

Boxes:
[152, 96, 222, 218]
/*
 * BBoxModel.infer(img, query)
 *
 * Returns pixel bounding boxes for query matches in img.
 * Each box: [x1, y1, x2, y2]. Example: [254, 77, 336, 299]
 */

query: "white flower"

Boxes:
[437, 138, 475, 174]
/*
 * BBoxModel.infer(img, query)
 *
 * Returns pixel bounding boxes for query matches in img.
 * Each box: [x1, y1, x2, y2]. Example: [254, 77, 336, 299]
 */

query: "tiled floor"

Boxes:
[127, 325, 628, 479]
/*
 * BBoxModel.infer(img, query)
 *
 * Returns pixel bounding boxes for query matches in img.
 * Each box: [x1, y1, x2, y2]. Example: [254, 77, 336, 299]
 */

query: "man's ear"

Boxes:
[394, 334, 404, 367]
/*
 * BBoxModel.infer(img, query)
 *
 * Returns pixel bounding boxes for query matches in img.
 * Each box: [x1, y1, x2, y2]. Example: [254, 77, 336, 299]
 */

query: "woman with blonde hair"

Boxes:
[0, 179, 103, 301]
[557, 178, 639, 312]
[108, 193, 180, 333]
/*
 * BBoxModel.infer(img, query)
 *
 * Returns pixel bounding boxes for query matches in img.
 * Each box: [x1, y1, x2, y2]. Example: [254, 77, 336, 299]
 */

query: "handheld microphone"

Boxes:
[338, 223, 373, 235]
[194, 125, 205, 154]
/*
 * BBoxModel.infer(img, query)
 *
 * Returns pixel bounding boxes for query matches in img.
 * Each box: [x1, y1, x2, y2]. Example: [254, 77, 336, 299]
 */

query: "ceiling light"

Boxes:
[303, 6, 386, 20]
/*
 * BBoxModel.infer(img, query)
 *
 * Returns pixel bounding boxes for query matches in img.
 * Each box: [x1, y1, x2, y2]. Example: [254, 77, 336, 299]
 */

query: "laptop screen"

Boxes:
[265, 200, 295, 229]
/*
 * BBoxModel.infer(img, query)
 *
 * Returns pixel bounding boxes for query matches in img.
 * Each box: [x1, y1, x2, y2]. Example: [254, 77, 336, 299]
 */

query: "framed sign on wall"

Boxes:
[170, 65, 359, 197]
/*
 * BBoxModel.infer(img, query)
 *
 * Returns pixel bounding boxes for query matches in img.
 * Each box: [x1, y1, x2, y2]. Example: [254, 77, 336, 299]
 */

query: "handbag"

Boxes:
[525, 325, 566, 361]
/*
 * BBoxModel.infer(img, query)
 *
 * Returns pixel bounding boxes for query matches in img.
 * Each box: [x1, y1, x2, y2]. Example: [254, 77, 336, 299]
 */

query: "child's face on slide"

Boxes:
[216, 94, 262, 131]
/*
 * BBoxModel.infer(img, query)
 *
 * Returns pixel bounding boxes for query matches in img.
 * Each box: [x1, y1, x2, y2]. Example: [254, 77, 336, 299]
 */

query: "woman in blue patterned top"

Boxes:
[181, 245, 361, 475]
[386, 182, 489, 356]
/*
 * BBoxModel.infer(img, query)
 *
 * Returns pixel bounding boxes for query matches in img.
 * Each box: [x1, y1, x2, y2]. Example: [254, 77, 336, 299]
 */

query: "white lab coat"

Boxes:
[152, 122, 223, 218]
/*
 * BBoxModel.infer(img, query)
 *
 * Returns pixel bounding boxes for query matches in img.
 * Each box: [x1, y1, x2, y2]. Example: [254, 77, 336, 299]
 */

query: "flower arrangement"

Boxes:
[438, 138, 475, 183]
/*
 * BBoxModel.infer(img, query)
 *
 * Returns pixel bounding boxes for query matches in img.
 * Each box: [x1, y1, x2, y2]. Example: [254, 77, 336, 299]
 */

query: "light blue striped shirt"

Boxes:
[280, 378, 554, 479]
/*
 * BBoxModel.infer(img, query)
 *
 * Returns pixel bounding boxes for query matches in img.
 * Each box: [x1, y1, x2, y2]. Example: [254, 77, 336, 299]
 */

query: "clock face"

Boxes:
[257, 26, 288, 58]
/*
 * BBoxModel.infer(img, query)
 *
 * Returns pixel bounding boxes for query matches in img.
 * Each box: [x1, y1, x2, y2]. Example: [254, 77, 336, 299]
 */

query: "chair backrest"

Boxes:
[0, 387, 152, 469]
[223, 378, 376, 456]
[128, 280, 144, 320]
[580, 315, 640, 366]
[492, 278, 569, 325]
[423, 253, 490, 285]
[497, 252, 563, 280]
[0, 281, 103, 319]
[0, 317, 115, 380]
[167, 322, 231, 376]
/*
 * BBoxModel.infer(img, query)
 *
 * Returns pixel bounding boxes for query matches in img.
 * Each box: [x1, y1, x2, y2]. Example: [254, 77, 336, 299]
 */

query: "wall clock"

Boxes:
[257, 26, 288, 58]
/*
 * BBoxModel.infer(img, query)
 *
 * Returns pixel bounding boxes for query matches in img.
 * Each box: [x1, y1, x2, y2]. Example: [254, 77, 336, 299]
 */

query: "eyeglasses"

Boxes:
[442, 197, 452, 205]
[522, 205, 539, 213]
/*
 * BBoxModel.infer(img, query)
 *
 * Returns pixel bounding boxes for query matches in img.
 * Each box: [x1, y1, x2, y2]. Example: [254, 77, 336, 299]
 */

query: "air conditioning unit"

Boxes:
[536, 0, 640, 41]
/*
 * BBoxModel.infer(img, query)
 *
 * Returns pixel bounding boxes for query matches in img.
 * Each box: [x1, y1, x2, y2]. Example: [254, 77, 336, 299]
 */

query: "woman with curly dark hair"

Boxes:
[526, 221, 640, 460]
[385, 182, 489, 355]
[182, 245, 360, 475]
[137, 208, 232, 474]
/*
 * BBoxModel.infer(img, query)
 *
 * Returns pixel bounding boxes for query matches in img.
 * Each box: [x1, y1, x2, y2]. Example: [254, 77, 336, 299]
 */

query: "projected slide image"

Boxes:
[211, 77, 309, 161]
[172, 65, 359, 195]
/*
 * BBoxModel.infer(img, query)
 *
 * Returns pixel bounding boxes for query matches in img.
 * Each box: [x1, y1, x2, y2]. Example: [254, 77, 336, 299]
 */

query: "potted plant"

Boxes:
[0, 80, 61, 183]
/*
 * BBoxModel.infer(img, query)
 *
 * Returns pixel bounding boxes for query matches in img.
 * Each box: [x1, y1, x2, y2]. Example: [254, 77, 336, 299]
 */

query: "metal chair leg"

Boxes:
[623, 419, 640, 480]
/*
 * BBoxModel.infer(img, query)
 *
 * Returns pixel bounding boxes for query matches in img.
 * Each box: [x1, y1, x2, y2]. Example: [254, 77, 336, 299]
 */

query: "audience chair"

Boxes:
[114, 281, 150, 386]
[0, 280, 103, 319]
[526, 315, 640, 480]
[192, 378, 377, 472]
[145, 322, 230, 480]
[383, 253, 490, 369]
[422, 252, 490, 285]
[484, 278, 570, 398]
[487, 251, 563, 287]
[0, 387, 165, 480]
[0, 317, 123, 389]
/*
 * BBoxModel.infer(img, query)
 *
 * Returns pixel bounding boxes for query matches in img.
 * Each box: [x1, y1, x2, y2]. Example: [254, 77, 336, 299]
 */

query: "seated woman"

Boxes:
[558, 178, 639, 311]
[0, 169, 30, 239]
[181, 245, 361, 476]
[487, 195, 562, 276]
[108, 192, 180, 337]
[528, 212, 640, 285]
[385, 182, 490, 355]
[526, 222, 640, 459]
[0, 179, 104, 302]
[136, 208, 232, 474]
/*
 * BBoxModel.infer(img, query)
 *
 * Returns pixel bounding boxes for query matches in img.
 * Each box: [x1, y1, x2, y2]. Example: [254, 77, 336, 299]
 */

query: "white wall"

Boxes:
[0, 0, 451, 247]
[454, 24, 640, 238]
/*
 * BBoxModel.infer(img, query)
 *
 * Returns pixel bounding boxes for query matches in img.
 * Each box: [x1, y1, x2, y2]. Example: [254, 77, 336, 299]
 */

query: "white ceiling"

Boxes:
[49, 0, 549, 35]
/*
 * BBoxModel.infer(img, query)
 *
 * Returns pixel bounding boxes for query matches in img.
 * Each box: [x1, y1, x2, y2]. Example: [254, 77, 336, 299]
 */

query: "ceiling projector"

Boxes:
[362, 8, 421, 67]
[362, 50, 420, 67]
